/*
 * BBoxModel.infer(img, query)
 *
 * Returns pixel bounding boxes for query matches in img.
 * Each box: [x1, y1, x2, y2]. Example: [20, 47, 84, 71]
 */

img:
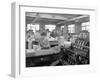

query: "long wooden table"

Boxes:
[26, 47, 61, 67]
[26, 47, 60, 57]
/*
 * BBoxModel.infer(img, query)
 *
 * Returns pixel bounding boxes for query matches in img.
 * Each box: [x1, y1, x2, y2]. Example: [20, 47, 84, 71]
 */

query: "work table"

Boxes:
[26, 46, 60, 57]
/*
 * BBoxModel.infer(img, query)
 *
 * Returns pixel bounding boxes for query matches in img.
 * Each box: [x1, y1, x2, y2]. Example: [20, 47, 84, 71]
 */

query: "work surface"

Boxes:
[26, 47, 60, 57]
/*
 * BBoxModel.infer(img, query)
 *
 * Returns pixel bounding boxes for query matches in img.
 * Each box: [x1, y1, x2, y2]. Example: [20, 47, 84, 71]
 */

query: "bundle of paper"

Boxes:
[64, 41, 71, 48]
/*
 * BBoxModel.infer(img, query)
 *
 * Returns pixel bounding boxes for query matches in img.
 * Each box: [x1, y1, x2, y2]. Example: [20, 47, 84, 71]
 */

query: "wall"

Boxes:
[0, 0, 100, 80]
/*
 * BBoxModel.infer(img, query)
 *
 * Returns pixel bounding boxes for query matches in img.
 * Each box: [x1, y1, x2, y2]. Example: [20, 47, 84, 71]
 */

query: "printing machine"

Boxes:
[63, 31, 90, 65]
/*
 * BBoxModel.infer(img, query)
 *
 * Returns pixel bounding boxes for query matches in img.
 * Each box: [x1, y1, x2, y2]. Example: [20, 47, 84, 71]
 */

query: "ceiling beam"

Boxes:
[31, 13, 40, 24]
[26, 13, 68, 20]
[69, 15, 89, 21]
[57, 15, 89, 24]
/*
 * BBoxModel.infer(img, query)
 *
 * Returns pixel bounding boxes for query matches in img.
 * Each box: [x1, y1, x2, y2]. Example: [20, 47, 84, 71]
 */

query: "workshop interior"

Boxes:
[25, 12, 90, 67]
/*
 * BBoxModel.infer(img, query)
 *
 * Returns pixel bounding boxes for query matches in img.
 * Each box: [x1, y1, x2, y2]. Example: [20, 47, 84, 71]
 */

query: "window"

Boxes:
[27, 24, 39, 32]
[68, 24, 75, 33]
[45, 25, 56, 32]
[81, 22, 89, 31]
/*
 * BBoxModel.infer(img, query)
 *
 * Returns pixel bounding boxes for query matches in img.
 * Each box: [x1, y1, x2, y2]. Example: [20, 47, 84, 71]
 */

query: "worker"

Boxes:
[39, 32, 50, 48]
[26, 29, 34, 49]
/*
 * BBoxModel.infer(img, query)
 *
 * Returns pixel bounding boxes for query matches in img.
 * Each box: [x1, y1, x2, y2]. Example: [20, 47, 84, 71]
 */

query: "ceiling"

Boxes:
[26, 12, 89, 25]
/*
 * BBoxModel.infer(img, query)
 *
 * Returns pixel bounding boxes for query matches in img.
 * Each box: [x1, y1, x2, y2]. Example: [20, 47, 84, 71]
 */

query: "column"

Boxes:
[39, 23, 45, 33]
[75, 22, 82, 35]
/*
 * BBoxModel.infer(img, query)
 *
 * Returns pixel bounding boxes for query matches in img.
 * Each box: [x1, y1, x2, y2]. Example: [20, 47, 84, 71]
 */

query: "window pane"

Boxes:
[27, 24, 39, 32]
[81, 22, 89, 32]
[45, 25, 56, 31]
[68, 24, 75, 33]
[82, 26, 85, 30]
